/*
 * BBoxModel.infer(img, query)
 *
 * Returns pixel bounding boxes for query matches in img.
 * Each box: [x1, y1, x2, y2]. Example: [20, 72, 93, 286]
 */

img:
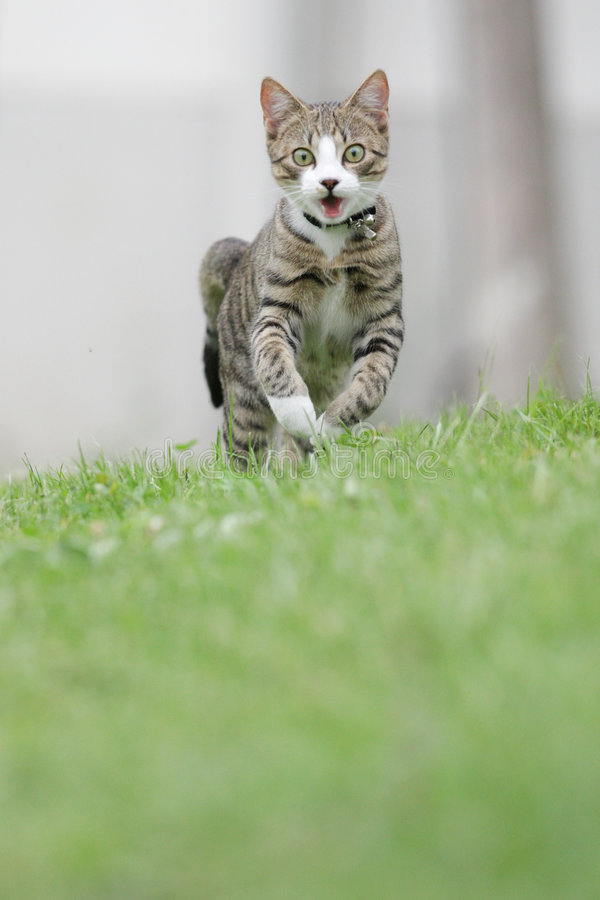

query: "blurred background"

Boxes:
[1, 0, 599, 475]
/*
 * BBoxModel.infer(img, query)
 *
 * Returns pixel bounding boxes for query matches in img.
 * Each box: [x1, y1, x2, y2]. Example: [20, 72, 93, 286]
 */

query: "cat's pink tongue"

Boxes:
[320, 196, 344, 218]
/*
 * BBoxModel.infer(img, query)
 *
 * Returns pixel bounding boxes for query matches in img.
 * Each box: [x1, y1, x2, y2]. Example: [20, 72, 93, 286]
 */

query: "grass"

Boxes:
[1, 383, 600, 899]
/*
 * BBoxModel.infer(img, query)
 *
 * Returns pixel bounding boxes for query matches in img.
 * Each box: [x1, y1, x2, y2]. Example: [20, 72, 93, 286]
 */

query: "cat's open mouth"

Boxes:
[320, 196, 344, 219]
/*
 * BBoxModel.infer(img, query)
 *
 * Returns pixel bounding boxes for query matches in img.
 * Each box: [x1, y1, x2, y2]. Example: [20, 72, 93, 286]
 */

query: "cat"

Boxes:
[199, 69, 403, 463]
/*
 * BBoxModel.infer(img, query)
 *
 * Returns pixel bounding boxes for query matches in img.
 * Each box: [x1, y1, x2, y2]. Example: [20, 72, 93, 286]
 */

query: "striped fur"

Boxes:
[199, 70, 403, 462]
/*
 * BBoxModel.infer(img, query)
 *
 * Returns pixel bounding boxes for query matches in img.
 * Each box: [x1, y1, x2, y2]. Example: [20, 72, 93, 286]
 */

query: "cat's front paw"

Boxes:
[267, 394, 317, 439]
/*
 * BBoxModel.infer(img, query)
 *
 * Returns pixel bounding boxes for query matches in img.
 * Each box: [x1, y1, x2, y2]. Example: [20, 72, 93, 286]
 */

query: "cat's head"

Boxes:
[260, 71, 389, 226]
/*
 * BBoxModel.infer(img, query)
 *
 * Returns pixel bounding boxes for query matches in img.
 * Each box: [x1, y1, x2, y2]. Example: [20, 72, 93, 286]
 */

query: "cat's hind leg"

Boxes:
[199, 238, 249, 408]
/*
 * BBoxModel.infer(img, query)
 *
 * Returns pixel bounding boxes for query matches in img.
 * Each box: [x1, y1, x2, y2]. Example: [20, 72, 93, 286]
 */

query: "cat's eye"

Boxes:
[344, 144, 365, 163]
[292, 148, 314, 166]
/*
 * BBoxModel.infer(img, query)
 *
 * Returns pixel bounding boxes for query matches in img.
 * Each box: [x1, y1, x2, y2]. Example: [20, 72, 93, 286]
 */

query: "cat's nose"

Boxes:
[320, 179, 339, 193]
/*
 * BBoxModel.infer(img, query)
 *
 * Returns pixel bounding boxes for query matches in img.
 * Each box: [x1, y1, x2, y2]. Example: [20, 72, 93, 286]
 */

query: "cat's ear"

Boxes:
[344, 70, 389, 129]
[261, 78, 303, 138]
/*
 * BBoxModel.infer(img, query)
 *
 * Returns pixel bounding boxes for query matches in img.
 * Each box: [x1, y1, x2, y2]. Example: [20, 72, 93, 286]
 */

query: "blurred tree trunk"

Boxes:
[461, 0, 562, 402]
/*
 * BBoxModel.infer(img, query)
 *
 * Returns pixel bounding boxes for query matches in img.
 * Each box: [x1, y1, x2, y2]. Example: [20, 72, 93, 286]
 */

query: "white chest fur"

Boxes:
[286, 202, 350, 261]
[308, 225, 351, 261]
[296, 274, 355, 412]
[311, 275, 354, 344]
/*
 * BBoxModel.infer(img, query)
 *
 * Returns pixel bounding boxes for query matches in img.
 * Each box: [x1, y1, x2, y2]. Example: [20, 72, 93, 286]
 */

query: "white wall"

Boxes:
[541, 0, 600, 118]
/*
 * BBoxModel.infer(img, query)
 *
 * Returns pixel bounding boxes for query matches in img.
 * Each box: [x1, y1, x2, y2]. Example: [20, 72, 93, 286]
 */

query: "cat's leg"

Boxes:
[250, 305, 317, 443]
[220, 375, 276, 468]
[319, 302, 404, 436]
[199, 238, 250, 409]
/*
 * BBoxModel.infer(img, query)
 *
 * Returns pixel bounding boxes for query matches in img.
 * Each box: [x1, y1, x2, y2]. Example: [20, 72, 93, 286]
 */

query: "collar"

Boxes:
[303, 205, 377, 241]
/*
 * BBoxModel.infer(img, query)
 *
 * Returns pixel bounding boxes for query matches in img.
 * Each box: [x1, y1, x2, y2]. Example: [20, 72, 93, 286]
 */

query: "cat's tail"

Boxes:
[199, 237, 249, 407]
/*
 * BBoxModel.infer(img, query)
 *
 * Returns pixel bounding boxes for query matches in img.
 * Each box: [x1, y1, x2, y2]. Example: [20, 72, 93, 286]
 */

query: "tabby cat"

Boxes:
[199, 69, 403, 461]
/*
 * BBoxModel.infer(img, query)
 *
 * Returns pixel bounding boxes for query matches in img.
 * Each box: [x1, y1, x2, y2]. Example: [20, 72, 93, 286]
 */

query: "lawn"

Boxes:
[1, 385, 599, 899]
